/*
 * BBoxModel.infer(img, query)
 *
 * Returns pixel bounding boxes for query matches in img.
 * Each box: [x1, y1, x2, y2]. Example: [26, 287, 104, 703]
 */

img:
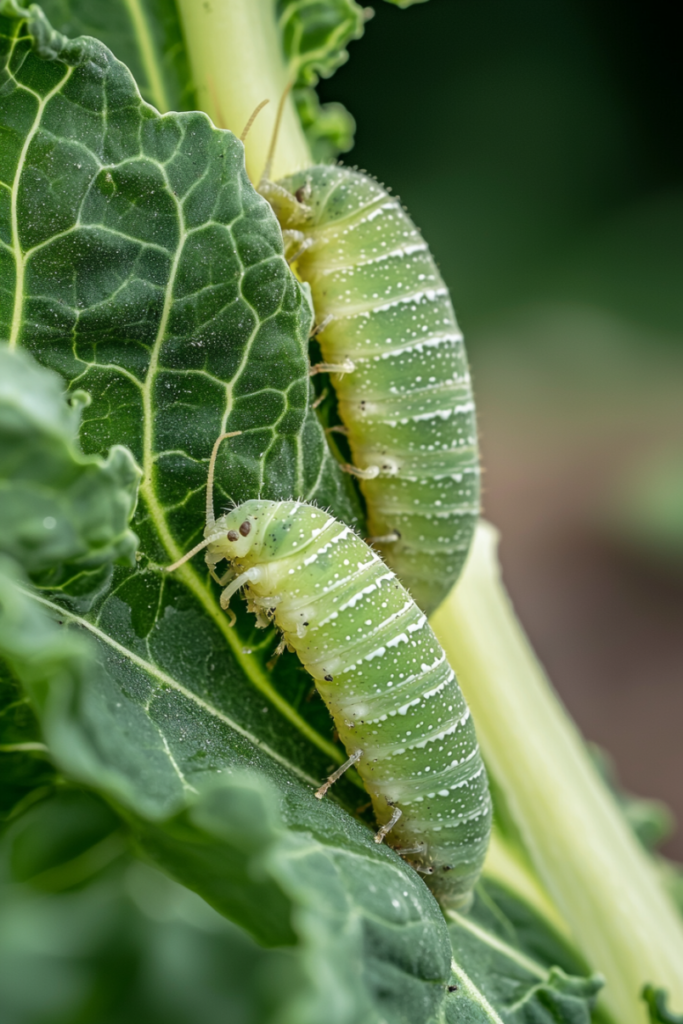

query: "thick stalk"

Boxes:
[175, 0, 311, 182]
[432, 522, 683, 1024]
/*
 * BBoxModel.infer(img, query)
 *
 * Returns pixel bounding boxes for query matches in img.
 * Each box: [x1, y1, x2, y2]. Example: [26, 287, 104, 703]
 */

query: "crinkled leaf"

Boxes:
[643, 986, 683, 1024]
[0, 662, 54, 825]
[294, 84, 355, 162]
[0, 553, 88, 824]
[4, 786, 122, 888]
[35, 0, 194, 112]
[277, 0, 365, 86]
[130, 773, 457, 1024]
[0, 345, 140, 606]
[1, 566, 458, 1023]
[447, 879, 604, 1024]
[0, 852, 306, 1023]
[0, 9, 603, 1024]
[0, 13, 466, 1021]
[0, 0, 361, 776]
[276, 0, 363, 161]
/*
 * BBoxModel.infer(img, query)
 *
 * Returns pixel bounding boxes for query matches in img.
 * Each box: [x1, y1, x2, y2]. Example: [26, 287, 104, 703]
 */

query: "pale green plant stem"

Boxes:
[482, 829, 570, 939]
[175, 0, 311, 182]
[432, 521, 683, 1024]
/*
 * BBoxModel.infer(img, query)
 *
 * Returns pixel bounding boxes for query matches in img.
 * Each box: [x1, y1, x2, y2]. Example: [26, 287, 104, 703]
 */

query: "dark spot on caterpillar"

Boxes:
[324, 674, 333, 681]
[303, 621, 309, 626]
[295, 185, 306, 202]
[227, 530, 239, 541]
[447, 985, 458, 993]
[239, 520, 251, 536]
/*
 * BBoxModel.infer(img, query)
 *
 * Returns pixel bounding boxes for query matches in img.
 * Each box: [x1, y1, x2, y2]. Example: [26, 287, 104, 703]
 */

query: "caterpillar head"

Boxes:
[206, 500, 272, 564]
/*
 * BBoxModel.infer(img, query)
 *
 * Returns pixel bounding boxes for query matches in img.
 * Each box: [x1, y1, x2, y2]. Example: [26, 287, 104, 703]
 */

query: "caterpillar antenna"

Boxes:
[240, 99, 269, 143]
[259, 80, 293, 186]
[206, 431, 242, 527]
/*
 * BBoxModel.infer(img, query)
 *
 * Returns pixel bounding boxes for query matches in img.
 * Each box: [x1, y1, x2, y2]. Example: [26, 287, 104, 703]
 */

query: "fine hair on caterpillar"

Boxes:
[165, 434, 491, 910]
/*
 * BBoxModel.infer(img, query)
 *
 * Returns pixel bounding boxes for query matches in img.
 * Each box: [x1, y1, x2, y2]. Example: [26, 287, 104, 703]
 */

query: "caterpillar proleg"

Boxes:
[166, 434, 491, 910]
[261, 166, 480, 615]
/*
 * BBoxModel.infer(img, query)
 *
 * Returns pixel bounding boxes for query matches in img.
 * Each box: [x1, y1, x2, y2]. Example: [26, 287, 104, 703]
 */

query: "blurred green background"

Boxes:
[318, 0, 683, 858]
[3, 2, 683, 1021]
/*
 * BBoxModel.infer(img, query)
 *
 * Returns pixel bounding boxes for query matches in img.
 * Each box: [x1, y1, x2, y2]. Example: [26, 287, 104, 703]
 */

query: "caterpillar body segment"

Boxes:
[199, 496, 492, 910]
[262, 166, 480, 615]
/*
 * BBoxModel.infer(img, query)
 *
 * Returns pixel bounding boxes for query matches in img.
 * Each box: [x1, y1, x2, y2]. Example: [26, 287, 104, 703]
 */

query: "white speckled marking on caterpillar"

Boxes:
[261, 166, 480, 616]
[166, 434, 491, 910]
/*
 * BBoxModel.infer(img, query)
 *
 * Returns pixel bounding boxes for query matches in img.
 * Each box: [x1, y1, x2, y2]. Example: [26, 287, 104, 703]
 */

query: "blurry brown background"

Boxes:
[320, 0, 683, 857]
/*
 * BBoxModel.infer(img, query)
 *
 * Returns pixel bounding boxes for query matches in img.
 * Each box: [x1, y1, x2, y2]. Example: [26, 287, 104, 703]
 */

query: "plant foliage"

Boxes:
[0, 3, 664, 1023]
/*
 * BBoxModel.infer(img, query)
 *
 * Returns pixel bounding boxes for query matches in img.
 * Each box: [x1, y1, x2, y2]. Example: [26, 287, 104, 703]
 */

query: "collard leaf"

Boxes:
[277, 0, 366, 87]
[448, 879, 604, 1024]
[0, 662, 53, 825]
[4, 786, 122, 888]
[0, 0, 362, 773]
[35, 0, 194, 113]
[0, 568, 458, 1023]
[294, 84, 355, 162]
[0, 342, 139, 819]
[131, 773, 456, 1024]
[0, 345, 140, 605]
[277, 0, 431, 89]
[0, 12, 469, 1021]
[0, 852, 306, 1023]
[0, 9, 604, 1023]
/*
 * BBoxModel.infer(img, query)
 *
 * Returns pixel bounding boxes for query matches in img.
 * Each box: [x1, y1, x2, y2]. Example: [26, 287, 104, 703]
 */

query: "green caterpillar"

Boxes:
[261, 166, 480, 615]
[167, 434, 491, 910]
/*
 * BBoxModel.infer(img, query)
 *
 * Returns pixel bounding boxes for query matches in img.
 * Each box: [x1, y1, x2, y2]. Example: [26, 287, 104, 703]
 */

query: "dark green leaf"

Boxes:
[294, 85, 355, 162]
[0, 345, 140, 605]
[130, 772, 457, 1023]
[447, 879, 604, 1024]
[0, 552, 90, 824]
[5, 786, 123, 888]
[0, 11, 602, 1023]
[0, 0, 361, 775]
[277, 0, 366, 87]
[0, 852, 306, 1024]
[35, 0, 194, 113]
[0, 662, 54, 824]
[643, 986, 683, 1024]
[0, 340, 139, 817]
